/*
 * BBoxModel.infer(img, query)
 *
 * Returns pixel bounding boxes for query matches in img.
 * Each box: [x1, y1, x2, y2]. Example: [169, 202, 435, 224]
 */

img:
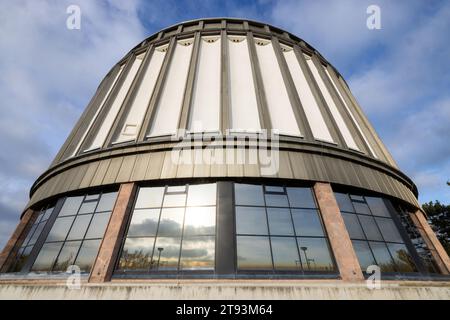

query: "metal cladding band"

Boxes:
[25, 18, 419, 214]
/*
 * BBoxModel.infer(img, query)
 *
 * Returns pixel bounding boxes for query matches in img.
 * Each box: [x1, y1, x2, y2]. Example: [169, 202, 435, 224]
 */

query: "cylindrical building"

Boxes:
[1, 18, 449, 284]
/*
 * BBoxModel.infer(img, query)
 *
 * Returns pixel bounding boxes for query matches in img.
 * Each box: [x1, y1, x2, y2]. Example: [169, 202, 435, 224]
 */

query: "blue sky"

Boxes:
[0, 0, 449, 249]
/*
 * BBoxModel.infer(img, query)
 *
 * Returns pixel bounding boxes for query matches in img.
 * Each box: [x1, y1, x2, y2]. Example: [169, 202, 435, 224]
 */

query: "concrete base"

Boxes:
[0, 280, 449, 300]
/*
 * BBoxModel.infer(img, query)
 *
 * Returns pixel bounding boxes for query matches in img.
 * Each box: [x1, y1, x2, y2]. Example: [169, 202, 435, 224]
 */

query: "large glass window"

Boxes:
[30, 191, 117, 273]
[117, 183, 217, 273]
[235, 184, 335, 272]
[336, 192, 417, 273]
[8, 205, 56, 272]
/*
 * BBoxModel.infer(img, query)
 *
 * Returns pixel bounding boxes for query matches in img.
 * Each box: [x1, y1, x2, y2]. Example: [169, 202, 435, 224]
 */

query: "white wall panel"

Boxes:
[114, 46, 167, 144]
[324, 67, 377, 158]
[306, 57, 359, 150]
[255, 39, 301, 136]
[188, 36, 221, 133]
[86, 55, 143, 151]
[148, 39, 194, 137]
[228, 36, 261, 132]
[71, 65, 125, 156]
[283, 50, 333, 143]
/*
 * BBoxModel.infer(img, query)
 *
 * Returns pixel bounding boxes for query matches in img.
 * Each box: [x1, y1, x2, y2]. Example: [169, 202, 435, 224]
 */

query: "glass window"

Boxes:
[96, 192, 118, 212]
[271, 237, 301, 270]
[237, 236, 272, 270]
[369, 242, 395, 272]
[78, 201, 97, 214]
[297, 237, 335, 271]
[387, 243, 416, 273]
[180, 236, 215, 270]
[118, 183, 217, 274]
[358, 215, 383, 241]
[46, 216, 75, 242]
[286, 187, 316, 208]
[118, 237, 155, 271]
[25, 191, 117, 274]
[334, 193, 354, 213]
[163, 193, 186, 207]
[365, 197, 391, 217]
[236, 206, 268, 235]
[352, 240, 376, 271]
[127, 209, 160, 237]
[267, 208, 294, 235]
[342, 212, 365, 239]
[151, 237, 181, 271]
[235, 184, 264, 206]
[375, 217, 403, 243]
[28, 222, 46, 246]
[85, 212, 111, 239]
[135, 187, 165, 209]
[265, 186, 284, 193]
[53, 241, 82, 272]
[292, 209, 324, 237]
[74, 239, 102, 272]
[85, 194, 100, 202]
[353, 202, 371, 215]
[42, 207, 54, 221]
[184, 207, 215, 236]
[350, 195, 364, 202]
[59, 196, 83, 216]
[31, 242, 64, 272]
[157, 208, 184, 237]
[66, 214, 92, 241]
[265, 193, 289, 207]
[187, 184, 216, 206]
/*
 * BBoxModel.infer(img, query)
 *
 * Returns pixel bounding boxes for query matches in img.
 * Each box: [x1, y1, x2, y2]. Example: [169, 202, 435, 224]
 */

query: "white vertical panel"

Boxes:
[228, 36, 261, 132]
[188, 36, 221, 132]
[114, 45, 167, 144]
[85, 55, 143, 151]
[148, 39, 194, 137]
[306, 57, 359, 150]
[71, 65, 125, 157]
[283, 49, 333, 143]
[254, 38, 301, 136]
[324, 67, 377, 158]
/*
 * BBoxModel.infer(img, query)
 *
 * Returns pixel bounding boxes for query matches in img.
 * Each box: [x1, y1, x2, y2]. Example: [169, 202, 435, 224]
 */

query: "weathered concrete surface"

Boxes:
[0, 280, 449, 300]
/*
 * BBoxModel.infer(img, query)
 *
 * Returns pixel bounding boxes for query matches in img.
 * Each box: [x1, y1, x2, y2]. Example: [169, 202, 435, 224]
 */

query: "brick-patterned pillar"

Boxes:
[410, 210, 450, 274]
[313, 182, 364, 281]
[0, 209, 36, 272]
[89, 183, 137, 283]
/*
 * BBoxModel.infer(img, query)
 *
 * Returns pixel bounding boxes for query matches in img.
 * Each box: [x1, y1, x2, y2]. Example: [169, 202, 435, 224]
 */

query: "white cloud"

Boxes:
[0, 0, 147, 249]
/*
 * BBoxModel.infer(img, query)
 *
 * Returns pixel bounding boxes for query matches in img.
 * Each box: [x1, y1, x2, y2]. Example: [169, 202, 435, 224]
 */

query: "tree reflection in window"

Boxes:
[235, 184, 336, 273]
[117, 183, 217, 273]
[336, 192, 418, 273]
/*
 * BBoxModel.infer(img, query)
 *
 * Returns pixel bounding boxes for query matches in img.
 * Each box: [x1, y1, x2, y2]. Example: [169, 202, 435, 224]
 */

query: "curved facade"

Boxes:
[1, 18, 449, 281]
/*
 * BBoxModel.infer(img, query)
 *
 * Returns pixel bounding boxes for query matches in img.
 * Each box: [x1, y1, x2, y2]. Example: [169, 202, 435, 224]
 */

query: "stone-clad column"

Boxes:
[313, 182, 364, 281]
[0, 209, 35, 272]
[410, 210, 450, 274]
[89, 183, 137, 283]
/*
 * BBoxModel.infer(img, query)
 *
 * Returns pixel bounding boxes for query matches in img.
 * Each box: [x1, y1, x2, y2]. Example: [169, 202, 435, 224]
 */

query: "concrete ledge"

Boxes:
[0, 280, 449, 300]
